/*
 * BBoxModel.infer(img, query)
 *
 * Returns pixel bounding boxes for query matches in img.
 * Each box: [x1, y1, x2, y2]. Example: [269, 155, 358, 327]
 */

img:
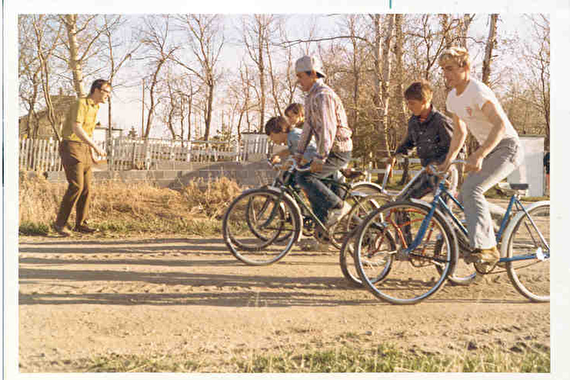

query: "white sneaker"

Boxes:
[326, 202, 352, 226]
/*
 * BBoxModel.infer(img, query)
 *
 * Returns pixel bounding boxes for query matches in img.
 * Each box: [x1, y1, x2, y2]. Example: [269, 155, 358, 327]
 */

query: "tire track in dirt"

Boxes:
[18, 235, 550, 372]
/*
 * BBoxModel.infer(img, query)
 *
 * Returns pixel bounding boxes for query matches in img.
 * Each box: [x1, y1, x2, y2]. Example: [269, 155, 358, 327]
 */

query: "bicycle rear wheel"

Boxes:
[338, 194, 391, 286]
[354, 200, 458, 305]
[222, 189, 301, 265]
[503, 202, 550, 302]
[329, 183, 385, 249]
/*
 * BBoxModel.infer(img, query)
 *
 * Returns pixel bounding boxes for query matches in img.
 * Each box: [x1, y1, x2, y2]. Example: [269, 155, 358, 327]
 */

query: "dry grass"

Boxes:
[67, 343, 550, 373]
[18, 172, 244, 236]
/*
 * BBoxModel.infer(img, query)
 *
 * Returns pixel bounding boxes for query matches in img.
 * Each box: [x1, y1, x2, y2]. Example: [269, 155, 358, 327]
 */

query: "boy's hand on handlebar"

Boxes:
[435, 161, 450, 176]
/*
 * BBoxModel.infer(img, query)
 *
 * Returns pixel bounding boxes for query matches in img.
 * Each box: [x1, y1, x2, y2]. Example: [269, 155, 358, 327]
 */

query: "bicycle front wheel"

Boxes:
[354, 200, 458, 305]
[222, 189, 301, 265]
[504, 202, 550, 302]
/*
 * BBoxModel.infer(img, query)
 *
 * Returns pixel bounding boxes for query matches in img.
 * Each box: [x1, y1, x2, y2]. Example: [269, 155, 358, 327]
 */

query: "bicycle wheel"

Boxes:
[339, 220, 394, 287]
[222, 189, 301, 265]
[338, 194, 392, 286]
[503, 202, 550, 302]
[354, 200, 458, 305]
[245, 196, 290, 243]
[329, 183, 385, 249]
[435, 233, 477, 285]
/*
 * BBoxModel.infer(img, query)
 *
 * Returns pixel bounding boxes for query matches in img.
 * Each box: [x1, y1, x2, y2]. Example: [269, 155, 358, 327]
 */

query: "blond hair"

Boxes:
[438, 46, 471, 70]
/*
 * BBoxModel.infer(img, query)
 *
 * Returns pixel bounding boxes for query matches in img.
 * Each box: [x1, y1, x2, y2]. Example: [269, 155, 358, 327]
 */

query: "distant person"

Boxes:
[542, 151, 550, 194]
[53, 79, 110, 236]
[294, 55, 353, 227]
[284, 103, 305, 129]
[392, 80, 458, 200]
[437, 47, 523, 270]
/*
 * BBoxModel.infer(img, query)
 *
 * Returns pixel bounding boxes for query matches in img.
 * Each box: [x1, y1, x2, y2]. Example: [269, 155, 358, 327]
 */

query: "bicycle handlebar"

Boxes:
[427, 160, 467, 178]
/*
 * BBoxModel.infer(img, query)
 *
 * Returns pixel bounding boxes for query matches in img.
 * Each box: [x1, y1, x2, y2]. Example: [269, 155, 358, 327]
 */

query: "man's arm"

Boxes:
[71, 122, 106, 157]
[467, 100, 506, 171]
[438, 112, 468, 172]
[309, 94, 337, 172]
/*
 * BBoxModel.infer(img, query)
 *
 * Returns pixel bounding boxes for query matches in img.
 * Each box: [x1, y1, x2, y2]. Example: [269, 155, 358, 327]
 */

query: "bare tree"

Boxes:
[19, 15, 43, 138]
[140, 15, 178, 138]
[369, 14, 394, 167]
[31, 15, 64, 140]
[523, 14, 550, 147]
[101, 15, 141, 139]
[482, 14, 499, 85]
[174, 14, 225, 141]
[241, 14, 281, 132]
[60, 14, 105, 97]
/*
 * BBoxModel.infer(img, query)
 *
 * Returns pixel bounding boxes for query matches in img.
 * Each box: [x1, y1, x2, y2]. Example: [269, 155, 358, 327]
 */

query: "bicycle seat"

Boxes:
[509, 183, 529, 190]
[497, 182, 528, 195]
[340, 168, 365, 180]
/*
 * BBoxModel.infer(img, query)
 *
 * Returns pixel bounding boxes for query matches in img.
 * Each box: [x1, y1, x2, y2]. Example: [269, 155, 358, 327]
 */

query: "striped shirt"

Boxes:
[297, 79, 352, 164]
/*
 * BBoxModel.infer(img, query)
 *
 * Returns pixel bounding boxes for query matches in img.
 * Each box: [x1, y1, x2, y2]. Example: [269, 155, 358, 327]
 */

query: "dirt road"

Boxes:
[18, 235, 550, 372]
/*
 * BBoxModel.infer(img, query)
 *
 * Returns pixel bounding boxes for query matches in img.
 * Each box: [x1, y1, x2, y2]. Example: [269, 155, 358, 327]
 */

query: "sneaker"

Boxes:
[465, 246, 500, 267]
[74, 224, 98, 233]
[326, 202, 352, 226]
[52, 223, 72, 237]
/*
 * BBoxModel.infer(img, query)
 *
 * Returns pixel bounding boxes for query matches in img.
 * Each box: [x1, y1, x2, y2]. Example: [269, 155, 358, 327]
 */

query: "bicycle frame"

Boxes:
[272, 169, 356, 234]
[404, 176, 550, 264]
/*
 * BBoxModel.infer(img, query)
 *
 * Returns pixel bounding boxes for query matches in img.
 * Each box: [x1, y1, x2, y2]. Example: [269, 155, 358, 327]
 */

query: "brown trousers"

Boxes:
[55, 140, 93, 228]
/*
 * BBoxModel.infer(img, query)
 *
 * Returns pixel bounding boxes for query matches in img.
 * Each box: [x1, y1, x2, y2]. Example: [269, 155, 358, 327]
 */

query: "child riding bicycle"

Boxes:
[393, 80, 459, 200]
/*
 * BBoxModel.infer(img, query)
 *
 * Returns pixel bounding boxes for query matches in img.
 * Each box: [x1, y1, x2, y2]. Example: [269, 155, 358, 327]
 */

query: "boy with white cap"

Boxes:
[293, 55, 353, 227]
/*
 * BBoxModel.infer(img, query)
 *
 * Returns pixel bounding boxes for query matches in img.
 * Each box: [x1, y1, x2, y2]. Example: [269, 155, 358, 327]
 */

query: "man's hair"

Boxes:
[438, 46, 471, 70]
[264, 116, 290, 136]
[90, 79, 111, 95]
[404, 80, 433, 103]
[285, 103, 304, 117]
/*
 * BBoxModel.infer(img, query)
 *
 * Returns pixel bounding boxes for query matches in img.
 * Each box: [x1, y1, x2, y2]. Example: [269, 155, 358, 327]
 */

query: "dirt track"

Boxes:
[18, 234, 550, 372]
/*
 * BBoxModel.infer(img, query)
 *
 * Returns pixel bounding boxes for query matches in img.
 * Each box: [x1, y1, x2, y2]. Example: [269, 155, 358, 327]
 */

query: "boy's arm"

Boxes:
[295, 125, 313, 163]
[394, 132, 413, 156]
[437, 115, 454, 156]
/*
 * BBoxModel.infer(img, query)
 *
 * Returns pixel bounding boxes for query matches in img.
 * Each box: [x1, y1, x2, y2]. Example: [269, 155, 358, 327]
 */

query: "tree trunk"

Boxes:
[204, 79, 214, 141]
[371, 14, 394, 178]
[64, 14, 86, 97]
[482, 15, 499, 85]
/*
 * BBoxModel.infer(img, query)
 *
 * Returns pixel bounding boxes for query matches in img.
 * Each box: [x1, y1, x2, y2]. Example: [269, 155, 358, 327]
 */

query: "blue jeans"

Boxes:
[459, 137, 523, 249]
[295, 151, 352, 224]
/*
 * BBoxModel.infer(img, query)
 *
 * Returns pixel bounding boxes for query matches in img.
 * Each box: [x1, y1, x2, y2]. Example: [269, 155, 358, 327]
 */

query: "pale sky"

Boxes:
[76, 13, 540, 139]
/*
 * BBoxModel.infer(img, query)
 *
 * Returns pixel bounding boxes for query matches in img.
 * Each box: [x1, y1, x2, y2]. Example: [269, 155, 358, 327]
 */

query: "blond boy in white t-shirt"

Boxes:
[437, 47, 524, 270]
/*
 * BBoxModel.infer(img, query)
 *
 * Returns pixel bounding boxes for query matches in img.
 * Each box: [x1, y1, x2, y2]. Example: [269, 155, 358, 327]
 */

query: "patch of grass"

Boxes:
[18, 221, 50, 236]
[70, 344, 550, 373]
[85, 353, 201, 372]
[18, 173, 242, 237]
[234, 345, 550, 373]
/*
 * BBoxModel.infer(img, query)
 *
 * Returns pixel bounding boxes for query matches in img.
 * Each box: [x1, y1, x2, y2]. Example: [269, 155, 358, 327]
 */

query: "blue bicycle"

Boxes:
[352, 161, 550, 304]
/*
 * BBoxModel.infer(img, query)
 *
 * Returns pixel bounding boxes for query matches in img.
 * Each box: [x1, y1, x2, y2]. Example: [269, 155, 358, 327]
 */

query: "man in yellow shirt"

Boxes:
[53, 79, 110, 236]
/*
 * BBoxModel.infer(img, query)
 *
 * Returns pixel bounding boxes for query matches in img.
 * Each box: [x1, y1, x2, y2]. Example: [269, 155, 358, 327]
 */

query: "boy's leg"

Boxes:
[460, 138, 523, 250]
[295, 151, 351, 224]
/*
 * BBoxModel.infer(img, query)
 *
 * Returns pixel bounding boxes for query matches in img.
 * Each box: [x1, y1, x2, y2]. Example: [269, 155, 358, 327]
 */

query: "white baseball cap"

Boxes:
[295, 55, 326, 78]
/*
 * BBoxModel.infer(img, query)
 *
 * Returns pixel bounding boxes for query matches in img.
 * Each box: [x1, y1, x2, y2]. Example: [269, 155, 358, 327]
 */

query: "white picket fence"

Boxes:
[19, 136, 272, 172]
